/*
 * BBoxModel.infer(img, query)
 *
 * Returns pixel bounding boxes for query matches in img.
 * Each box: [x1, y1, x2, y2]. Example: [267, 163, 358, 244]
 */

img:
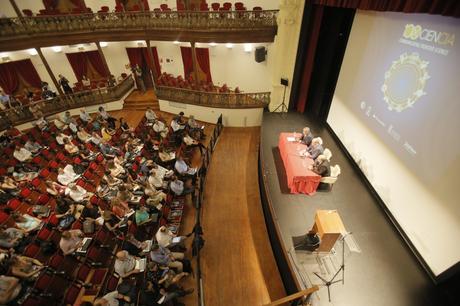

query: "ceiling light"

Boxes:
[173, 41, 180, 45]
[28, 49, 38, 56]
[244, 43, 253, 52]
[209, 42, 217, 47]
[100, 42, 108, 47]
[52, 46, 62, 53]
[226, 43, 234, 49]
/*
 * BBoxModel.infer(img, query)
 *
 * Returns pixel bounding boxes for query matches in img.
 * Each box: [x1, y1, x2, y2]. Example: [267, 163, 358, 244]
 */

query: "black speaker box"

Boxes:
[280, 78, 289, 86]
[255, 46, 266, 63]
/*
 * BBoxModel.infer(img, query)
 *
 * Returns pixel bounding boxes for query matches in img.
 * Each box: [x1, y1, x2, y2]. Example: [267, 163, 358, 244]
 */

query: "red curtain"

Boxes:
[309, 0, 460, 17]
[0, 60, 42, 94]
[180, 47, 193, 80]
[126, 48, 143, 67]
[196, 48, 212, 83]
[0, 63, 19, 94]
[126, 47, 161, 78]
[66, 51, 108, 81]
[86, 50, 108, 78]
[141, 47, 161, 77]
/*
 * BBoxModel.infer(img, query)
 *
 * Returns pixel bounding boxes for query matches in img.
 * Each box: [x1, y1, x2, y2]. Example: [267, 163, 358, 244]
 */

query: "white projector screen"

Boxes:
[328, 10, 460, 276]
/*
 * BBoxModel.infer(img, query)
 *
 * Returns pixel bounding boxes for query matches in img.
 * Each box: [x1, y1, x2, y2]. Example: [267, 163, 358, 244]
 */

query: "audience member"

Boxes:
[59, 229, 84, 255]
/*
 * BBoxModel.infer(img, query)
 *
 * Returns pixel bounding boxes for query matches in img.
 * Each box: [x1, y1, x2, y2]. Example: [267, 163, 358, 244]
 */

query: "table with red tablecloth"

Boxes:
[278, 133, 321, 195]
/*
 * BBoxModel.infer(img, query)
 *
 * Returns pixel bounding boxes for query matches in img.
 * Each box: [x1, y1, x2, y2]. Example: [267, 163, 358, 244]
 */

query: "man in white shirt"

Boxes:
[79, 109, 91, 123]
[24, 140, 42, 154]
[145, 107, 157, 122]
[93, 290, 131, 306]
[153, 120, 168, 138]
[114, 250, 140, 278]
[34, 117, 48, 131]
[57, 165, 79, 186]
[65, 183, 90, 203]
[155, 225, 187, 249]
[56, 133, 72, 145]
[174, 157, 197, 176]
[13, 145, 32, 162]
[170, 176, 184, 196]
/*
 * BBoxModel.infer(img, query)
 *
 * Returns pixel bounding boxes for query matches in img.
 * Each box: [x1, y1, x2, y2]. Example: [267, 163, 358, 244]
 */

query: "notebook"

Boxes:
[142, 240, 153, 253]
[76, 237, 92, 254]
[135, 258, 147, 272]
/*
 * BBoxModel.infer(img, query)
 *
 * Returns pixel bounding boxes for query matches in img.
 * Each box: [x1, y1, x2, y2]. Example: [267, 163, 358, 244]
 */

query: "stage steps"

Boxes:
[123, 89, 159, 111]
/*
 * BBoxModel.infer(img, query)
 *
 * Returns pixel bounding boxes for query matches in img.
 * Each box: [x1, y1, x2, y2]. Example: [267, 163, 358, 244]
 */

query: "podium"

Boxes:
[311, 210, 346, 252]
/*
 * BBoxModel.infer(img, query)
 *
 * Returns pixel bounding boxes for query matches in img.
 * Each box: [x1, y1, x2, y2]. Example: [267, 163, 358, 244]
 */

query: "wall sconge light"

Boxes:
[226, 43, 234, 49]
[209, 42, 217, 47]
[52, 46, 62, 53]
[173, 41, 180, 45]
[78, 47, 85, 51]
[100, 42, 108, 48]
[244, 43, 253, 53]
[28, 49, 38, 56]
[135, 40, 145, 47]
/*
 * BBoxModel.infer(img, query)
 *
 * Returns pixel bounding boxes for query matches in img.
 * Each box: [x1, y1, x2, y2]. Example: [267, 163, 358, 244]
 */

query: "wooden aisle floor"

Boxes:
[201, 127, 286, 306]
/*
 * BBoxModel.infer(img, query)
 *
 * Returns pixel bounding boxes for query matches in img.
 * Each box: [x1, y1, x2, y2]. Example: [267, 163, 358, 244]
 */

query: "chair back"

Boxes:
[330, 164, 341, 177]
[320, 176, 337, 184]
[323, 148, 332, 161]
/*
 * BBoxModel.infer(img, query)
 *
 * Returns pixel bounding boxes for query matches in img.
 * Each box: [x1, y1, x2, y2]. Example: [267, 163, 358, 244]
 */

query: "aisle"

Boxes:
[201, 127, 286, 305]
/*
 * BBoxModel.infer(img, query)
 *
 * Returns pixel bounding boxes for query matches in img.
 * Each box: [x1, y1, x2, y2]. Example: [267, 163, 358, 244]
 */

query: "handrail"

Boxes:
[262, 286, 319, 306]
[0, 10, 278, 39]
[0, 75, 134, 130]
[156, 85, 270, 109]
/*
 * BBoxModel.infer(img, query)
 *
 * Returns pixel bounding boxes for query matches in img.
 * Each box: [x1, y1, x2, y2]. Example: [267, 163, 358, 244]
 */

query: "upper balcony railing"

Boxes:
[0, 75, 134, 131]
[156, 85, 270, 109]
[0, 10, 279, 51]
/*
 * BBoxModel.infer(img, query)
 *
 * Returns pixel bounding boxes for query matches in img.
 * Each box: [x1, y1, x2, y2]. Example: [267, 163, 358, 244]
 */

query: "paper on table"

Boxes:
[287, 137, 296, 142]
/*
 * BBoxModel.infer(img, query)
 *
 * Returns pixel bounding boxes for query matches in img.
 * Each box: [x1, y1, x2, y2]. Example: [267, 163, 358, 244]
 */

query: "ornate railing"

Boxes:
[0, 10, 278, 46]
[0, 75, 134, 130]
[156, 85, 270, 109]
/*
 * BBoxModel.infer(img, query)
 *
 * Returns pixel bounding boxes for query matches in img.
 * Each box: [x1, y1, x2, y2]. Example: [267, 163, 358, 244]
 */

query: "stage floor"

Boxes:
[260, 112, 436, 306]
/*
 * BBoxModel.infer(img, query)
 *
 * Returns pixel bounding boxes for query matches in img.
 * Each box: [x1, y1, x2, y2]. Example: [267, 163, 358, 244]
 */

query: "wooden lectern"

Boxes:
[311, 210, 346, 253]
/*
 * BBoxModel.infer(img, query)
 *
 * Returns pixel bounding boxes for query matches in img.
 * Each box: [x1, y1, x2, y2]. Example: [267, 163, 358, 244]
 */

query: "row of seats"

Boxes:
[157, 73, 240, 93]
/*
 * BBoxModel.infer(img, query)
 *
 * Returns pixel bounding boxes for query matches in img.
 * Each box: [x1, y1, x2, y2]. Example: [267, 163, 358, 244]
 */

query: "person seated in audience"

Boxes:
[13, 144, 32, 162]
[41, 83, 56, 100]
[59, 229, 84, 255]
[4, 125, 21, 139]
[100, 142, 120, 159]
[65, 182, 91, 203]
[102, 210, 125, 233]
[155, 225, 187, 249]
[79, 108, 92, 123]
[93, 290, 132, 306]
[111, 197, 131, 219]
[182, 130, 206, 153]
[9, 253, 45, 280]
[307, 137, 324, 160]
[24, 139, 43, 154]
[0, 228, 25, 250]
[33, 116, 49, 131]
[54, 196, 76, 218]
[54, 116, 68, 130]
[81, 75, 91, 88]
[12, 212, 42, 233]
[78, 146, 98, 162]
[152, 119, 168, 139]
[68, 117, 79, 134]
[90, 131, 103, 145]
[61, 111, 72, 125]
[114, 250, 141, 278]
[123, 233, 150, 257]
[174, 156, 197, 176]
[169, 176, 184, 196]
[310, 154, 331, 177]
[101, 124, 116, 142]
[57, 164, 80, 186]
[29, 102, 44, 119]
[55, 132, 72, 145]
[108, 159, 126, 178]
[63, 138, 79, 155]
[145, 181, 167, 207]
[81, 201, 103, 222]
[170, 112, 186, 133]
[119, 117, 131, 133]
[98, 106, 117, 129]
[0, 176, 19, 196]
[145, 107, 158, 123]
[102, 170, 122, 188]
[187, 115, 205, 139]
[12, 167, 38, 182]
[117, 185, 133, 203]
[0, 275, 22, 305]
[107, 74, 117, 87]
[150, 244, 184, 273]
[45, 180, 66, 196]
[77, 126, 92, 143]
[300, 127, 313, 146]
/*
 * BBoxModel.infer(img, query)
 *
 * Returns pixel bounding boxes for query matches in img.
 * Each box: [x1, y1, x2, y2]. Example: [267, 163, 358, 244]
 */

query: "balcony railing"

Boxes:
[156, 85, 270, 109]
[0, 75, 134, 131]
[0, 10, 278, 49]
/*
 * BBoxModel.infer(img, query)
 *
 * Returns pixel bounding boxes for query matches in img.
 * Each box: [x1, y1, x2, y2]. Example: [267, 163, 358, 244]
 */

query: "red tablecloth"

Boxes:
[278, 133, 321, 195]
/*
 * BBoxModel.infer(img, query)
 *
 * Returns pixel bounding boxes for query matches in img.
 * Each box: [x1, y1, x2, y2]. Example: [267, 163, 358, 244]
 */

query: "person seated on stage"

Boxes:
[150, 244, 184, 273]
[55, 132, 72, 146]
[114, 250, 141, 278]
[12, 213, 42, 233]
[59, 229, 84, 255]
[310, 154, 331, 177]
[153, 119, 168, 138]
[57, 164, 79, 186]
[24, 139, 43, 154]
[300, 127, 314, 146]
[174, 156, 197, 176]
[13, 144, 32, 162]
[65, 182, 91, 203]
[145, 107, 158, 123]
[77, 126, 92, 143]
[63, 138, 79, 155]
[9, 253, 45, 280]
[79, 108, 92, 124]
[307, 137, 324, 160]
[170, 112, 186, 133]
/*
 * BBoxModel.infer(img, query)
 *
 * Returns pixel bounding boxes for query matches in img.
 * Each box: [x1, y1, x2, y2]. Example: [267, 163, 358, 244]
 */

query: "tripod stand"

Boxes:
[272, 83, 288, 116]
[313, 233, 349, 302]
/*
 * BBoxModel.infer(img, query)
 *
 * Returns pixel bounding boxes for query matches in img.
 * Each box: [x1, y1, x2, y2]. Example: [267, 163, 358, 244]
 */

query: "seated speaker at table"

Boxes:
[307, 137, 324, 160]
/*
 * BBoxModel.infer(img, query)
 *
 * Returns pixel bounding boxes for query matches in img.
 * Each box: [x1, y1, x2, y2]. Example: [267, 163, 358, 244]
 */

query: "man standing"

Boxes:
[58, 74, 73, 94]
[133, 65, 146, 94]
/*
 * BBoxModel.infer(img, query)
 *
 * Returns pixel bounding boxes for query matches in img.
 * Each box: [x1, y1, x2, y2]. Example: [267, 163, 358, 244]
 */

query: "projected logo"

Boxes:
[402, 24, 455, 46]
[381, 53, 430, 112]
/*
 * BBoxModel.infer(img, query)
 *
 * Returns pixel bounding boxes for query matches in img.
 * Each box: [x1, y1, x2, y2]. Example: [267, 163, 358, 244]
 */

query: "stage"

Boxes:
[260, 112, 436, 306]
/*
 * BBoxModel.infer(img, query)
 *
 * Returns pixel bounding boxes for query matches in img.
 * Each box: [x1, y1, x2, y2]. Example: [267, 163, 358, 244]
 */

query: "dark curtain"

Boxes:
[196, 48, 212, 83]
[296, 6, 324, 113]
[309, 0, 460, 17]
[14, 59, 43, 89]
[86, 50, 108, 78]
[0, 63, 19, 94]
[66, 52, 88, 81]
[126, 48, 144, 67]
[141, 47, 161, 78]
[180, 47, 193, 80]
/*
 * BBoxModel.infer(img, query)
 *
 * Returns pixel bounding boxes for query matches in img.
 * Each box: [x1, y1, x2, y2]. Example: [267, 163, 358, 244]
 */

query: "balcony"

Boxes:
[0, 75, 134, 130]
[0, 10, 279, 52]
[156, 85, 270, 109]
